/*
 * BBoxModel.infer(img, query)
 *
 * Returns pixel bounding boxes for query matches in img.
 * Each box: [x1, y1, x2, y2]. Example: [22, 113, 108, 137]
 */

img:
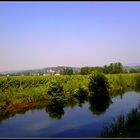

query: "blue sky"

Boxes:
[0, 2, 140, 71]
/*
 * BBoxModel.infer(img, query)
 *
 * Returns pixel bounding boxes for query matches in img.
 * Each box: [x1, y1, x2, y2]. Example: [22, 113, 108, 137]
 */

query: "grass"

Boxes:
[100, 101, 140, 138]
[0, 73, 140, 115]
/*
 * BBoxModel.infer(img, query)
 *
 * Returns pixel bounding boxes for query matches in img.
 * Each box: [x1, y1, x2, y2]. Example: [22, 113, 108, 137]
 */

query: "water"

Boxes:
[0, 91, 140, 138]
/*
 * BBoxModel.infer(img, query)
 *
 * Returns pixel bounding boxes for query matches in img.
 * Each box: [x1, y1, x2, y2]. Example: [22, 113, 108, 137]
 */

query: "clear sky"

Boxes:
[0, 2, 140, 71]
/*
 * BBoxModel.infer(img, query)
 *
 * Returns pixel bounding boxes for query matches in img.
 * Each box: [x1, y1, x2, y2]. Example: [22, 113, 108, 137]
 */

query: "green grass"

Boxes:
[0, 73, 140, 111]
[100, 102, 140, 138]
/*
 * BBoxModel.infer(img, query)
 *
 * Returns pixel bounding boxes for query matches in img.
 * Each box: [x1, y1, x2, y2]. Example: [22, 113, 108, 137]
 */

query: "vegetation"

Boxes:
[0, 72, 140, 136]
[88, 71, 109, 95]
[80, 62, 125, 75]
[60, 67, 74, 75]
[129, 68, 140, 73]
[46, 79, 64, 96]
[0, 73, 140, 118]
[100, 102, 140, 138]
[0, 62, 132, 76]
[0, 73, 140, 103]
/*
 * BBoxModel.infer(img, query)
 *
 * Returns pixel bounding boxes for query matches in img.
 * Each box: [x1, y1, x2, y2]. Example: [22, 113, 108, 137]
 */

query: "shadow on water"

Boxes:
[0, 88, 140, 123]
[0, 95, 112, 122]
[74, 95, 88, 108]
[45, 97, 65, 120]
[88, 94, 112, 115]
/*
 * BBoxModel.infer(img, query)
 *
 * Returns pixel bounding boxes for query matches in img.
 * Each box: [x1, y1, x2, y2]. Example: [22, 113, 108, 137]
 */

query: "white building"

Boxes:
[55, 73, 60, 76]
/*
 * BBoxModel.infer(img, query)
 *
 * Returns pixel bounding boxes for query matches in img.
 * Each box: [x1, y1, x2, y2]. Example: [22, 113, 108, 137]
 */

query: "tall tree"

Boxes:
[60, 68, 73, 75]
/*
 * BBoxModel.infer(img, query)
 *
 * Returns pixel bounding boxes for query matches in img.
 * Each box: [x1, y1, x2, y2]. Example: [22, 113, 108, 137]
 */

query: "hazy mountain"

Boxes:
[0, 66, 81, 75]
[124, 65, 140, 70]
[1, 64, 140, 76]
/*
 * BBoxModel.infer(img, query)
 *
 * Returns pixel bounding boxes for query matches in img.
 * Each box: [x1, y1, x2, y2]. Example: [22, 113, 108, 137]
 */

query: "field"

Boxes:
[0, 73, 140, 110]
[0, 73, 140, 137]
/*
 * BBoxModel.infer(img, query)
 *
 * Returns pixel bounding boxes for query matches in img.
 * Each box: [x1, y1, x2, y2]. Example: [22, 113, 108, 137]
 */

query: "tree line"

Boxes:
[1, 62, 140, 76]
[57, 62, 125, 75]
[80, 62, 126, 75]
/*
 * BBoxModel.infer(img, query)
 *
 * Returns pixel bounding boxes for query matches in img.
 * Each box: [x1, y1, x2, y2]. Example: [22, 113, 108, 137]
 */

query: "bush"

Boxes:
[73, 86, 88, 99]
[46, 80, 64, 96]
[88, 71, 109, 95]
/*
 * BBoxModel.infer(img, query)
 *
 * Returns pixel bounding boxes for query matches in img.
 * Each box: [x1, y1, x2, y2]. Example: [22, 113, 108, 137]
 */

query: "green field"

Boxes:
[0, 73, 140, 112]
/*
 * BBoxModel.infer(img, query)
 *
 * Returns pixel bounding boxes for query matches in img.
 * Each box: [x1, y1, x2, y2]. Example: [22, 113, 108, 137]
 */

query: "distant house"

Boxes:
[55, 73, 60, 76]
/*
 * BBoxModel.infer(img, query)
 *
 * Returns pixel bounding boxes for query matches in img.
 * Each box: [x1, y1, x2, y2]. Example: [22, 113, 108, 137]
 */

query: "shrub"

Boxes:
[46, 80, 64, 96]
[88, 71, 109, 95]
[73, 86, 88, 99]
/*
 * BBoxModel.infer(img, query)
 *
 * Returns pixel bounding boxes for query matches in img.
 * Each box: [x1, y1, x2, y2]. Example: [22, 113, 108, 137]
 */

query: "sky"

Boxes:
[0, 2, 140, 71]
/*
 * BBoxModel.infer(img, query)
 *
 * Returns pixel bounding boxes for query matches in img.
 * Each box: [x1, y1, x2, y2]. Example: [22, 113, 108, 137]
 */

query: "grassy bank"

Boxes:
[0, 73, 140, 111]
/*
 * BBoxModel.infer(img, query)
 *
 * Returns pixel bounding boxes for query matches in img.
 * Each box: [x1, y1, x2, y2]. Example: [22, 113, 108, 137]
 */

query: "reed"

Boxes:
[100, 102, 140, 138]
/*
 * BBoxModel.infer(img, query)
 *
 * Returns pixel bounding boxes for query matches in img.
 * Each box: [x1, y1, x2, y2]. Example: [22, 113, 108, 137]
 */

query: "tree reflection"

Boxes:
[78, 98, 86, 108]
[88, 94, 112, 115]
[75, 96, 87, 108]
[65, 96, 78, 109]
[45, 97, 65, 120]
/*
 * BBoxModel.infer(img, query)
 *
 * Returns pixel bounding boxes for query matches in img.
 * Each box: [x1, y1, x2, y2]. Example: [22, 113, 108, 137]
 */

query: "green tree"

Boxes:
[60, 68, 73, 75]
[103, 65, 110, 74]
[46, 80, 64, 96]
[80, 66, 93, 75]
[129, 68, 138, 73]
[103, 62, 124, 74]
[113, 62, 123, 73]
[88, 71, 109, 95]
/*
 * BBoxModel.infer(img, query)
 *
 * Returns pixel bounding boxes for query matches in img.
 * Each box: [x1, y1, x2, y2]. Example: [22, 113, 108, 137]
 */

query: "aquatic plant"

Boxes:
[100, 101, 140, 138]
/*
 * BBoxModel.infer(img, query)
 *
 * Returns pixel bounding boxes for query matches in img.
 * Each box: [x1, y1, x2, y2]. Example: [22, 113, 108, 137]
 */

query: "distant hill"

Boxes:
[0, 66, 81, 76]
[124, 65, 140, 70]
[1, 64, 140, 76]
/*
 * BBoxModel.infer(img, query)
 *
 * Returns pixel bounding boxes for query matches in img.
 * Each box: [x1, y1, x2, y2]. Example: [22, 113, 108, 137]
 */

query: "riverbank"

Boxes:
[0, 74, 140, 110]
[0, 90, 140, 138]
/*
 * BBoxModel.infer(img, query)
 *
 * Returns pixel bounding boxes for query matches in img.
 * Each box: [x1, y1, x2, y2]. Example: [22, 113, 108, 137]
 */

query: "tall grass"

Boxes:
[100, 101, 140, 138]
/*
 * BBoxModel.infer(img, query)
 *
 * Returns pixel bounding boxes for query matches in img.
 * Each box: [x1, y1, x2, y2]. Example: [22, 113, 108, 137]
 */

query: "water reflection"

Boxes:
[0, 90, 140, 138]
[45, 97, 65, 120]
[65, 96, 78, 109]
[0, 89, 138, 123]
[75, 95, 88, 108]
[88, 94, 112, 115]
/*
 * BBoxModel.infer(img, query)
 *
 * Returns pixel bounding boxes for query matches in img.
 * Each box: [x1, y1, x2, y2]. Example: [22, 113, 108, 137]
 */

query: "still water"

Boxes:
[0, 91, 140, 138]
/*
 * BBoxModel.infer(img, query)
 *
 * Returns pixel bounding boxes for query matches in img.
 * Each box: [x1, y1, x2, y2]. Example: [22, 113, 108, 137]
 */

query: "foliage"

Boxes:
[60, 68, 73, 75]
[129, 68, 140, 73]
[88, 71, 109, 95]
[73, 86, 88, 100]
[80, 62, 124, 75]
[0, 73, 140, 112]
[46, 79, 64, 96]
[80, 66, 94, 75]
[105, 62, 124, 74]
